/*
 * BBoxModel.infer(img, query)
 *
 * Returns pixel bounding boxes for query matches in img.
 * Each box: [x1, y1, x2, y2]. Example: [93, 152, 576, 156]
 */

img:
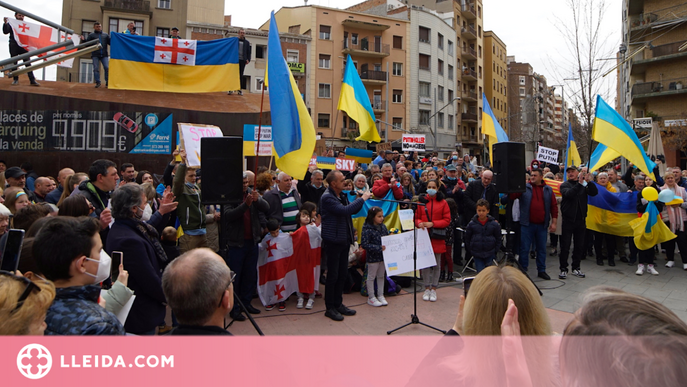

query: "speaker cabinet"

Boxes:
[493, 142, 526, 193]
[200, 137, 244, 204]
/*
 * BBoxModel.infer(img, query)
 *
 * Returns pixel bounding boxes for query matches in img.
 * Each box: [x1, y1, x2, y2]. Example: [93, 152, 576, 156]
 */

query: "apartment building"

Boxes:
[263, 5, 410, 146]
[484, 30, 507, 133]
[621, 0, 687, 167]
[58, 0, 226, 83]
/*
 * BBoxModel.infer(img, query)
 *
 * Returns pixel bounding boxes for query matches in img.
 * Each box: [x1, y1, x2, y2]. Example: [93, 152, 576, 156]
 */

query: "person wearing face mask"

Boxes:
[33, 216, 125, 335]
[416, 180, 451, 302]
[107, 184, 170, 335]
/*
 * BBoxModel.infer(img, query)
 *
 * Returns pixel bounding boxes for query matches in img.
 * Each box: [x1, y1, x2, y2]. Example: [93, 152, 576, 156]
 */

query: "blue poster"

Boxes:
[130, 114, 173, 154]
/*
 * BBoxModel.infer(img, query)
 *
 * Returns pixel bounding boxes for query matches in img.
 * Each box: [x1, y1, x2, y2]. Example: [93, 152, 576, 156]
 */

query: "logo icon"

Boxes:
[17, 344, 52, 380]
[145, 113, 159, 127]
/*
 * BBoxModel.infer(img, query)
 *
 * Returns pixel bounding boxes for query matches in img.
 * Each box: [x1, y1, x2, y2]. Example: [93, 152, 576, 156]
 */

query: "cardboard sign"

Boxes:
[311, 157, 357, 171]
[382, 229, 436, 275]
[376, 142, 392, 153]
[399, 209, 415, 231]
[336, 158, 357, 171]
[315, 139, 327, 156]
[402, 134, 426, 152]
[178, 123, 223, 167]
[536, 146, 559, 164]
[243, 124, 274, 156]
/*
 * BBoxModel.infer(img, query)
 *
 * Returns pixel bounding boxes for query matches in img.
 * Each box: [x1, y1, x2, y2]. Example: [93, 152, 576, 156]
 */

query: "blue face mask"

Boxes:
[447, 176, 457, 180]
[468, 178, 475, 182]
[452, 156, 458, 160]
[427, 189, 437, 196]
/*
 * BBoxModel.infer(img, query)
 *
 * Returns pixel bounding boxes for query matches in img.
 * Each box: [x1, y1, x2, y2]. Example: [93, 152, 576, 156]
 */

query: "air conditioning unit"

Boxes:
[388, 4, 394, 10]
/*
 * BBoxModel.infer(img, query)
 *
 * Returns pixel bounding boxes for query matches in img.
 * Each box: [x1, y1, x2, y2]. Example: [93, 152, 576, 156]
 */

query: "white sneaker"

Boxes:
[377, 295, 388, 306]
[305, 299, 314, 310]
[666, 260, 675, 268]
[296, 298, 304, 309]
[648, 264, 659, 275]
[635, 264, 645, 275]
[368, 297, 383, 307]
[429, 289, 437, 302]
[422, 289, 431, 301]
[683, 264, 687, 270]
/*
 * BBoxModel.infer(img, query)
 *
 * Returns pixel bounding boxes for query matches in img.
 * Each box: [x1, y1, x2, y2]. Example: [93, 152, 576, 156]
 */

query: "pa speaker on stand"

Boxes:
[492, 142, 526, 194]
[200, 136, 244, 205]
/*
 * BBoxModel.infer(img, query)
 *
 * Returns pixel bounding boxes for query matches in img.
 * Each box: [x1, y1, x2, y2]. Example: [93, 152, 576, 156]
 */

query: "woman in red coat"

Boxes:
[416, 180, 451, 302]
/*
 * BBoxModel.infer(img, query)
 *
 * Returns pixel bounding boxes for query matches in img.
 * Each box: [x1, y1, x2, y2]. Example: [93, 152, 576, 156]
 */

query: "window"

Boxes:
[438, 59, 444, 75]
[478, 45, 482, 58]
[448, 40, 454, 55]
[256, 78, 266, 91]
[438, 33, 444, 50]
[319, 25, 331, 40]
[158, 0, 171, 9]
[438, 112, 444, 128]
[79, 59, 93, 84]
[519, 87, 526, 96]
[448, 64, 453, 80]
[156, 28, 170, 37]
[82, 20, 95, 35]
[478, 26, 481, 38]
[478, 66, 482, 79]
[109, 18, 118, 34]
[438, 86, 444, 101]
[393, 62, 403, 76]
[393, 117, 403, 131]
[319, 83, 331, 98]
[318, 114, 330, 128]
[419, 82, 430, 97]
[448, 89, 454, 102]
[287, 50, 299, 63]
[448, 114, 454, 130]
[255, 45, 266, 59]
[419, 54, 430, 70]
[419, 110, 431, 125]
[419, 26, 430, 43]
[318, 54, 331, 69]
[352, 33, 358, 45]
[393, 35, 402, 49]
[393, 89, 403, 103]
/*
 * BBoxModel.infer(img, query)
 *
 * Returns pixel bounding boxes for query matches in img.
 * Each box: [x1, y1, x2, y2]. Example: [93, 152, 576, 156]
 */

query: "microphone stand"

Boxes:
[377, 197, 445, 335]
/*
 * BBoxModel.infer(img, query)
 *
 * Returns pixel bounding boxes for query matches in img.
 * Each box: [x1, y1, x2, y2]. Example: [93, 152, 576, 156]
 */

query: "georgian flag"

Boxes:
[7, 19, 79, 68]
[153, 36, 196, 66]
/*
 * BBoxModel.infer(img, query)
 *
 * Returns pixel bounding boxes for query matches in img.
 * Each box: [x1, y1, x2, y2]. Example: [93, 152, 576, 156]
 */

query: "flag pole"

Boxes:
[253, 79, 267, 184]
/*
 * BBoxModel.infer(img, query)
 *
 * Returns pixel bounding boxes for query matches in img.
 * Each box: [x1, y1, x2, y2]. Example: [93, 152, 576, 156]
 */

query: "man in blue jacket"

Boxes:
[320, 171, 371, 321]
[82, 22, 110, 88]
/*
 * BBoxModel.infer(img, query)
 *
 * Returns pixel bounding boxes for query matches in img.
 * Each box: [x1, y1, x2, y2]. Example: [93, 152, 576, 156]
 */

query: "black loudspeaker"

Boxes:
[493, 142, 526, 193]
[200, 137, 244, 204]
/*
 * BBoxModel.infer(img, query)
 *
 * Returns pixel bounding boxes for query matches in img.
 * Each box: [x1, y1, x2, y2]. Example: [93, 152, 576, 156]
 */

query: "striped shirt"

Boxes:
[280, 191, 299, 232]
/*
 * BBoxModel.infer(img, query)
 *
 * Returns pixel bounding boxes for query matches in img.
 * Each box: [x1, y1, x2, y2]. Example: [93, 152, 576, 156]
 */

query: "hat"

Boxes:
[172, 27, 179, 31]
[566, 165, 579, 172]
[5, 166, 26, 179]
[445, 164, 457, 171]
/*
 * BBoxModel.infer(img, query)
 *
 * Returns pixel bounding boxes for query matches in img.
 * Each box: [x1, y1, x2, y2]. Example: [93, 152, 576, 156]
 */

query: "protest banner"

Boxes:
[536, 146, 559, 164]
[402, 134, 426, 152]
[398, 209, 415, 231]
[243, 124, 274, 156]
[376, 142, 392, 153]
[381, 228, 436, 275]
[178, 123, 223, 167]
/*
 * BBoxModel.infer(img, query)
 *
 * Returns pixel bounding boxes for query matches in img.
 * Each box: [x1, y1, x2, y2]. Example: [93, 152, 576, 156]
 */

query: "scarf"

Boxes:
[662, 185, 685, 233]
[118, 218, 168, 267]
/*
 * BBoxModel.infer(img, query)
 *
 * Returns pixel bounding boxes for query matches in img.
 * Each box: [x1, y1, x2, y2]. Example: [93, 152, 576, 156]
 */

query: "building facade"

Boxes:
[484, 30, 507, 133]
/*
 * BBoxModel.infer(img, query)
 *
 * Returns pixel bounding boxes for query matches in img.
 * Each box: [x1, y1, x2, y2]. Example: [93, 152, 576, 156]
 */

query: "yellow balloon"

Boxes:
[642, 186, 659, 201]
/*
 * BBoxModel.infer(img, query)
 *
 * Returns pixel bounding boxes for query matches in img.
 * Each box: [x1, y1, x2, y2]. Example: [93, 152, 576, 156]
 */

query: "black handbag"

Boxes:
[424, 207, 447, 240]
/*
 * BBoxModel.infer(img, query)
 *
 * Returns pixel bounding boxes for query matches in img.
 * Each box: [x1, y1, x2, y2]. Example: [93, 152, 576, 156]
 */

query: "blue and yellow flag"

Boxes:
[315, 156, 336, 170]
[110, 33, 239, 93]
[629, 201, 676, 250]
[591, 95, 655, 179]
[565, 123, 581, 170]
[345, 147, 374, 164]
[266, 12, 316, 180]
[347, 190, 401, 243]
[338, 54, 380, 143]
[481, 93, 509, 164]
[586, 183, 638, 237]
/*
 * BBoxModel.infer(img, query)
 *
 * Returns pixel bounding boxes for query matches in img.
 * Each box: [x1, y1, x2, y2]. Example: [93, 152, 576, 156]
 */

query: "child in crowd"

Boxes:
[161, 226, 180, 264]
[295, 209, 317, 309]
[465, 199, 502, 272]
[440, 198, 458, 282]
[260, 218, 286, 312]
[361, 206, 389, 307]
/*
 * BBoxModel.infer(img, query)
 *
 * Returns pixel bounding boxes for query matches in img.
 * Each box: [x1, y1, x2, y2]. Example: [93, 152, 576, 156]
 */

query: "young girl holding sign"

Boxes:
[361, 207, 389, 307]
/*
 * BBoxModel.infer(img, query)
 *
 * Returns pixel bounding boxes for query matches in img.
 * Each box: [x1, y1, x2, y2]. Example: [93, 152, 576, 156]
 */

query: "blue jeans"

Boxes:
[92, 56, 109, 85]
[520, 223, 548, 273]
[474, 256, 495, 273]
[223, 241, 258, 313]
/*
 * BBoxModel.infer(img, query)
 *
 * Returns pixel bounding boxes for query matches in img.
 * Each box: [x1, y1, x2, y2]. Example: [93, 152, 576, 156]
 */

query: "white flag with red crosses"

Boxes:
[7, 19, 79, 68]
[153, 36, 196, 66]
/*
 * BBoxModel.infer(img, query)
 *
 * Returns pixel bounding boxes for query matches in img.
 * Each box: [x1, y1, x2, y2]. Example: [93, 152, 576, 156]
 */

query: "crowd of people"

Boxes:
[0, 147, 685, 336]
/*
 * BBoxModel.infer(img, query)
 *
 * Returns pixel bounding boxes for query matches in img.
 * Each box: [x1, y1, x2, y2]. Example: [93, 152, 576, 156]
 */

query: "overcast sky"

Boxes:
[1, 0, 620, 101]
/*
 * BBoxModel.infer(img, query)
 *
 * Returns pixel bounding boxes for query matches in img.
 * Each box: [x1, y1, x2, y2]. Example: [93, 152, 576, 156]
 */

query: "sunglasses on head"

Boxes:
[0, 270, 41, 314]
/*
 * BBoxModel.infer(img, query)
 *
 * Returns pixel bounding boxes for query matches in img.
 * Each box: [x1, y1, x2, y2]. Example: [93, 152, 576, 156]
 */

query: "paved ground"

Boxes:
[227, 246, 687, 336]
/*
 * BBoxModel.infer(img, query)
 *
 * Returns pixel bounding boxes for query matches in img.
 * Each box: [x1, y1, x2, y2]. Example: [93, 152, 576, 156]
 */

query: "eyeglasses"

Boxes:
[217, 270, 236, 307]
[0, 270, 41, 314]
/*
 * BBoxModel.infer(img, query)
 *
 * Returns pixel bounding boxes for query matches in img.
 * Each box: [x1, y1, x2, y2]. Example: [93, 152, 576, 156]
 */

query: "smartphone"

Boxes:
[0, 229, 26, 273]
[463, 276, 475, 297]
[111, 251, 123, 281]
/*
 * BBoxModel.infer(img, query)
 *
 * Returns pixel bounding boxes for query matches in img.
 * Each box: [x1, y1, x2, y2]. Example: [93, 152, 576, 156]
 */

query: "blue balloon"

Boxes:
[658, 189, 675, 203]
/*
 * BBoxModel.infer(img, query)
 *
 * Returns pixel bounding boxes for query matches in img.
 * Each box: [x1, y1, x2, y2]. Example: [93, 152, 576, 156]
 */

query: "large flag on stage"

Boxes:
[109, 33, 239, 92]
[565, 123, 581, 170]
[7, 19, 80, 68]
[591, 95, 655, 179]
[338, 54, 380, 143]
[482, 93, 509, 165]
[266, 12, 316, 180]
[586, 182, 638, 237]
[347, 190, 402, 243]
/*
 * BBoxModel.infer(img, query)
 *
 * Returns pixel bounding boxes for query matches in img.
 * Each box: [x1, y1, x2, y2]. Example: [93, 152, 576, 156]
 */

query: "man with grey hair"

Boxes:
[297, 167, 326, 205]
[164, 248, 233, 335]
[372, 163, 404, 199]
[263, 172, 302, 232]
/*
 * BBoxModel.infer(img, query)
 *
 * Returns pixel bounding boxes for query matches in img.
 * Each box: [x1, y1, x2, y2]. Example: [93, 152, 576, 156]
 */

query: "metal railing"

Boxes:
[342, 37, 390, 55]
[104, 0, 151, 11]
[651, 40, 687, 58]
[463, 90, 477, 100]
[461, 112, 477, 121]
[462, 3, 476, 18]
[462, 25, 476, 37]
[360, 69, 387, 81]
[372, 100, 386, 110]
[462, 46, 477, 57]
[461, 68, 477, 78]
[629, 13, 658, 28]
[632, 76, 687, 97]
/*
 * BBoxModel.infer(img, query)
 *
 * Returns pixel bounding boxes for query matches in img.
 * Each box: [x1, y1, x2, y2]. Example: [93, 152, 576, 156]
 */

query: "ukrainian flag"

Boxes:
[592, 95, 655, 179]
[338, 54, 380, 143]
[345, 147, 374, 164]
[629, 201, 676, 250]
[347, 190, 401, 243]
[565, 123, 581, 169]
[316, 157, 336, 170]
[110, 33, 239, 93]
[481, 93, 509, 164]
[266, 12, 316, 180]
[586, 182, 638, 237]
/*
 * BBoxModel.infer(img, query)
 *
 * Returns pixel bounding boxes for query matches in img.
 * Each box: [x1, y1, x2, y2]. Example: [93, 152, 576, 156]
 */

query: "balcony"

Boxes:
[462, 3, 477, 20]
[103, 0, 151, 12]
[372, 100, 386, 113]
[461, 68, 477, 81]
[461, 134, 481, 144]
[342, 37, 390, 58]
[461, 25, 476, 40]
[629, 13, 658, 30]
[632, 76, 687, 101]
[341, 19, 390, 31]
[462, 46, 477, 60]
[360, 69, 387, 85]
[461, 113, 478, 122]
[462, 90, 477, 101]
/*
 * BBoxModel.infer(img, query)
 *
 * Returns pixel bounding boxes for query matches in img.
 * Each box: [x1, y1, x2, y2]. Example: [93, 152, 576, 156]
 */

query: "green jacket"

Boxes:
[172, 163, 206, 232]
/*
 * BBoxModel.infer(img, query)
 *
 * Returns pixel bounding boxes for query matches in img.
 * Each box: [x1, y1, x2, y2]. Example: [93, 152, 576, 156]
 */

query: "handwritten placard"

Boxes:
[381, 228, 436, 275]
[178, 123, 223, 167]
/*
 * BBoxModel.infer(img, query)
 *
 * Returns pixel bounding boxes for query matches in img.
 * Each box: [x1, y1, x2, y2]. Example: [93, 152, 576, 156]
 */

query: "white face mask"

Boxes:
[85, 250, 112, 284]
[141, 203, 152, 222]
